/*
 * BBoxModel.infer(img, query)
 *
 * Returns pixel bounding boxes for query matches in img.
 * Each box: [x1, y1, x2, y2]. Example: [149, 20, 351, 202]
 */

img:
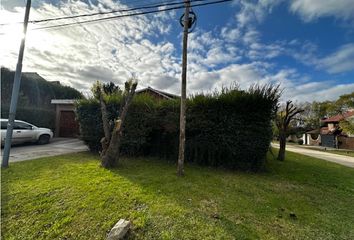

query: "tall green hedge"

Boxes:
[1, 106, 55, 129]
[76, 86, 279, 171]
[1, 67, 83, 109]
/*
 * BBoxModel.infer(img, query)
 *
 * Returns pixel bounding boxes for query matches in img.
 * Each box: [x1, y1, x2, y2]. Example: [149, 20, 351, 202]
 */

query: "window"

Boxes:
[14, 122, 32, 130]
[1, 121, 8, 130]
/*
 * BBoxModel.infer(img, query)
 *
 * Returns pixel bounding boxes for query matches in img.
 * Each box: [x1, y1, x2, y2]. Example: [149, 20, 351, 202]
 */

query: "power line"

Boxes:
[0, 0, 199, 26]
[30, 0, 203, 24]
[31, 0, 232, 31]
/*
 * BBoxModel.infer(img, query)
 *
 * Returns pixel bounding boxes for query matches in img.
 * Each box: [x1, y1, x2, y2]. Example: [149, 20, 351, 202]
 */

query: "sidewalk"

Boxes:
[272, 143, 354, 168]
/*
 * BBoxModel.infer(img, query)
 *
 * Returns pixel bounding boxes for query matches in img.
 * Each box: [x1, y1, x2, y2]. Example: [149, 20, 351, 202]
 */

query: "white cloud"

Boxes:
[221, 27, 240, 42]
[189, 63, 354, 102]
[188, 30, 240, 68]
[1, 0, 352, 104]
[290, 42, 354, 74]
[235, 0, 282, 27]
[290, 0, 354, 22]
[293, 83, 354, 102]
[0, 0, 179, 93]
[318, 44, 354, 74]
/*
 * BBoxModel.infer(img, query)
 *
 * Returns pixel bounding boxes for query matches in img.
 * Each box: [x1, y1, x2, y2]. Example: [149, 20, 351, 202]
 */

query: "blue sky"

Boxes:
[1, 0, 354, 101]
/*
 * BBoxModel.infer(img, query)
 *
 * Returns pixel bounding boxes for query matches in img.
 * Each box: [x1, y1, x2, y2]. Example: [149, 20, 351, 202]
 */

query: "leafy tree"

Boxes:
[91, 81, 121, 100]
[340, 119, 354, 135]
[298, 101, 338, 130]
[335, 92, 354, 112]
[103, 81, 122, 95]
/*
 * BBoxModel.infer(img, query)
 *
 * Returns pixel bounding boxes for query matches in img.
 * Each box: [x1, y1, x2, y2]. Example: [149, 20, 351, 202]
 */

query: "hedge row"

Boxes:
[1, 106, 56, 130]
[1, 67, 83, 109]
[76, 85, 279, 171]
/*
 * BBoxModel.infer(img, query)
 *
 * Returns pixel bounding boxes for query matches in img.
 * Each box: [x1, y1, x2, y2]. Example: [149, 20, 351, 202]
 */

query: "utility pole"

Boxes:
[2, 0, 32, 168]
[177, 0, 191, 176]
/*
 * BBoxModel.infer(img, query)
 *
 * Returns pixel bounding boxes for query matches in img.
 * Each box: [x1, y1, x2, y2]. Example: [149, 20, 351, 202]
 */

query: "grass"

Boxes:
[1, 151, 354, 240]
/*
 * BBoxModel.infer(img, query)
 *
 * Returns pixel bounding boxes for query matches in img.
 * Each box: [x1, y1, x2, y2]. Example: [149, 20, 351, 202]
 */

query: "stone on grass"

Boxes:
[107, 219, 131, 240]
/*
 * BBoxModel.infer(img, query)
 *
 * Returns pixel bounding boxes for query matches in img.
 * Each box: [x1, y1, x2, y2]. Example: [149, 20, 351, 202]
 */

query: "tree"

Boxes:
[91, 81, 121, 99]
[103, 81, 122, 96]
[340, 119, 354, 135]
[335, 92, 354, 112]
[94, 79, 138, 168]
[297, 101, 338, 130]
[276, 101, 304, 161]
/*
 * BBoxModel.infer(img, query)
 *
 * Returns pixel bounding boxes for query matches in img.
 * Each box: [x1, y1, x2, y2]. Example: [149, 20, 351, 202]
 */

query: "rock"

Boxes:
[107, 219, 131, 240]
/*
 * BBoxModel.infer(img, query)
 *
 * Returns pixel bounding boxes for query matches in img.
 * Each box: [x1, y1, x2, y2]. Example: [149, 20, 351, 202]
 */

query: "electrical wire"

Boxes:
[30, 0, 206, 24]
[31, 0, 233, 31]
[0, 0, 201, 26]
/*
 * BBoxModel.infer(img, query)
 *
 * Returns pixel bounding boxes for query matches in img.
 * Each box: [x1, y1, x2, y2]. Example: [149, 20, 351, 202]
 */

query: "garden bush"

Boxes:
[76, 85, 279, 171]
[1, 106, 56, 130]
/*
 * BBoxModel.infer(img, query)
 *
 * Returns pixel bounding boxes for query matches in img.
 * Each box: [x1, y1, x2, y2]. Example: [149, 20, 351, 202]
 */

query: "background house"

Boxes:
[135, 86, 180, 100]
[303, 110, 354, 149]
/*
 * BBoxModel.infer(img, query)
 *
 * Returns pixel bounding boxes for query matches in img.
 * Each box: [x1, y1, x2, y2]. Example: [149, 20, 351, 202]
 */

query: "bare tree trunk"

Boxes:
[277, 131, 286, 161]
[276, 101, 304, 161]
[177, 0, 190, 177]
[99, 93, 111, 156]
[101, 121, 123, 168]
[101, 82, 137, 168]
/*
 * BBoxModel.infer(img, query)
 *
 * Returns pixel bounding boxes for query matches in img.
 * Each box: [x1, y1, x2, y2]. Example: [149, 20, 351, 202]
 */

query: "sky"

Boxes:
[1, 0, 354, 101]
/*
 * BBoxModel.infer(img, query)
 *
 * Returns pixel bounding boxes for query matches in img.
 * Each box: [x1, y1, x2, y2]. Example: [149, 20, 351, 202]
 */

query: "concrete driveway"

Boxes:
[272, 143, 354, 168]
[1, 138, 88, 163]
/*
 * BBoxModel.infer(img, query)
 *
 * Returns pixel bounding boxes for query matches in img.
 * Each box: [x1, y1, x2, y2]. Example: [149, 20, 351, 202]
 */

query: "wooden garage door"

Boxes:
[59, 111, 79, 137]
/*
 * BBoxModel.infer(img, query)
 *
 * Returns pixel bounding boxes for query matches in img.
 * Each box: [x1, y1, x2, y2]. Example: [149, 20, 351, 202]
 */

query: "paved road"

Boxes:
[272, 143, 354, 168]
[1, 138, 88, 163]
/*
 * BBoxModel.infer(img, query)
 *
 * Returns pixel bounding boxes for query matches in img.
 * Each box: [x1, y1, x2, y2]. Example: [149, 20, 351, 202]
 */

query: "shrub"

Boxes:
[298, 139, 304, 145]
[1, 106, 55, 130]
[76, 85, 279, 171]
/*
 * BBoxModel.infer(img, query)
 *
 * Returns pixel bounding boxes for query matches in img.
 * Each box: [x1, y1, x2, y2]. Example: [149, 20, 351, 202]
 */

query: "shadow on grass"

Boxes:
[106, 157, 265, 238]
[2, 151, 354, 239]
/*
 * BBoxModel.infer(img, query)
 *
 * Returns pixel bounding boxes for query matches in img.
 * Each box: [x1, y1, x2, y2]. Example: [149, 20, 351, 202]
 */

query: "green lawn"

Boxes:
[2, 151, 354, 240]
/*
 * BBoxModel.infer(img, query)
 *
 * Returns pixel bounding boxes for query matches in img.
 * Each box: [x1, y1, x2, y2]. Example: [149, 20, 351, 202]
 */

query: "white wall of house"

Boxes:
[328, 123, 335, 131]
[302, 134, 310, 145]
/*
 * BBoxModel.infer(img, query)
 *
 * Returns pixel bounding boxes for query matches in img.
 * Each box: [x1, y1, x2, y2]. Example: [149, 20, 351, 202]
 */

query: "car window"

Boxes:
[1, 121, 8, 129]
[14, 122, 32, 130]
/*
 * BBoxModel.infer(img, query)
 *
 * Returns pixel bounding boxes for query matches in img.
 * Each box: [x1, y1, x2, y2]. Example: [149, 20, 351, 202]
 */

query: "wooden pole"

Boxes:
[177, 0, 190, 176]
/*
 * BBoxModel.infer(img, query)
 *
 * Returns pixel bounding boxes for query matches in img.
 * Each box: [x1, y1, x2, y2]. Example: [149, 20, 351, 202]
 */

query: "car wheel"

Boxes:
[38, 135, 50, 145]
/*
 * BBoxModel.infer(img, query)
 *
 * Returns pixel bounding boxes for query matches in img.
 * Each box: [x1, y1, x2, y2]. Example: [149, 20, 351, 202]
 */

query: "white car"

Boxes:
[1, 119, 53, 145]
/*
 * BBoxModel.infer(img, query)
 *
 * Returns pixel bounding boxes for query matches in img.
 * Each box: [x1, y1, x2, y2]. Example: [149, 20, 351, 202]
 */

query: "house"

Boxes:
[135, 86, 180, 100]
[303, 110, 354, 149]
